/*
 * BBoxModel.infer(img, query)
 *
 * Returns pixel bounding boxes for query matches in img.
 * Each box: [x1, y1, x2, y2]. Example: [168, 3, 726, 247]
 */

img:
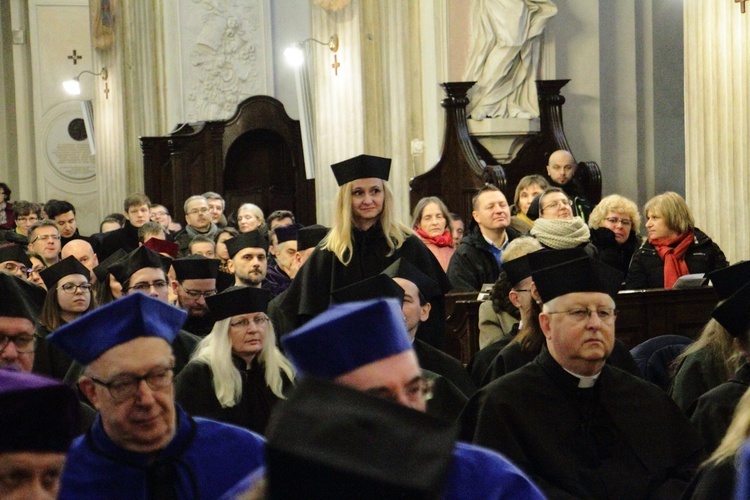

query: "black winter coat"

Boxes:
[624, 227, 728, 290]
[589, 227, 640, 277]
[446, 224, 522, 292]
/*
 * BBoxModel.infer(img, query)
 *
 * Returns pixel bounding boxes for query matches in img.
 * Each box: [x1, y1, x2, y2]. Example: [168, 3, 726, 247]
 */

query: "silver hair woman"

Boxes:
[175, 287, 294, 435]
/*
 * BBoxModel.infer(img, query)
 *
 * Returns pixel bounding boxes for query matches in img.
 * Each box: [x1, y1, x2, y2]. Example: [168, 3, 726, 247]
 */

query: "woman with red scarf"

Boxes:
[411, 196, 455, 272]
[625, 191, 728, 289]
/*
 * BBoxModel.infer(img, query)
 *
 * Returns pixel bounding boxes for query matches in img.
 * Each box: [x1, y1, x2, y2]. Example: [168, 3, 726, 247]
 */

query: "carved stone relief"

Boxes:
[179, 0, 271, 121]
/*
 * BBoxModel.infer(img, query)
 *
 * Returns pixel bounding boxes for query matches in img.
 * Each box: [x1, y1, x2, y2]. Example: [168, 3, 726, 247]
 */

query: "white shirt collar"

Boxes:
[562, 367, 601, 388]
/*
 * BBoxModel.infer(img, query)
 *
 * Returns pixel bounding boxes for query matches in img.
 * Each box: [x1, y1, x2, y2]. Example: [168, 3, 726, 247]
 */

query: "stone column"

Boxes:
[684, 0, 750, 262]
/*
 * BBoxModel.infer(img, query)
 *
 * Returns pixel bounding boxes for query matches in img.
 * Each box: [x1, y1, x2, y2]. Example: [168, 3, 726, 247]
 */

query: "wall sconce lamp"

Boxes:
[284, 35, 339, 72]
[737, 0, 748, 13]
[63, 67, 109, 96]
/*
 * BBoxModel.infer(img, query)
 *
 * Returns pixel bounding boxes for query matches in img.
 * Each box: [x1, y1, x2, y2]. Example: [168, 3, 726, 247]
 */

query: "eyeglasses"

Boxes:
[513, 289, 531, 293]
[151, 211, 169, 218]
[89, 366, 174, 402]
[30, 234, 61, 243]
[604, 217, 632, 227]
[3, 262, 28, 275]
[186, 207, 210, 215]
[230, 317, 269, 329]
[547, 307, 618, 324]
[127, 280, 169, 292]
[27, 265, 46, 276]
[58, 283, 93, 294]
[0, 334, 37, 354]
[365, 376, 435, 405]
[181, 286, 217, 299]
[541, 199, 573, 212]
[16, 216, 38, 223]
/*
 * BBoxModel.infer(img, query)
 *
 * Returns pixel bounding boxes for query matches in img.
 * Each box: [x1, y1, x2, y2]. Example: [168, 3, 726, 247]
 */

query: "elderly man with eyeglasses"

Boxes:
[462, 255, 704, 499]
[173, 195, 221, 257]
[48, 293, 266, 499]
[170, 256, 219, 337]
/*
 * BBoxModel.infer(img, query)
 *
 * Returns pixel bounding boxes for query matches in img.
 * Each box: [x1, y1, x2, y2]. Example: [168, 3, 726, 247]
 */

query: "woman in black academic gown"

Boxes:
[175, 286, 295, 435]
[33, 256, 96, 380]
[275, 154, 450, 347]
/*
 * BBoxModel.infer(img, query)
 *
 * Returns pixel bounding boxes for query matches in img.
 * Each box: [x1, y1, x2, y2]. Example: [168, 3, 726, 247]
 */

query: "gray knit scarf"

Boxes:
[530, 217, 591, 249]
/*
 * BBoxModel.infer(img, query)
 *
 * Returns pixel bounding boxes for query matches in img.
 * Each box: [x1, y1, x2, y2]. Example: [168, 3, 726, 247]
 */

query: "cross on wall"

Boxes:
[67, 49, 82, 65]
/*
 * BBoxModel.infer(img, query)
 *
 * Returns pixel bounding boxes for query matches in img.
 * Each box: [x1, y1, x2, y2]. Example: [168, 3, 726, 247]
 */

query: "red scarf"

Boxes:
[650, 230, 694, 289]
[416, 228, 453, 248]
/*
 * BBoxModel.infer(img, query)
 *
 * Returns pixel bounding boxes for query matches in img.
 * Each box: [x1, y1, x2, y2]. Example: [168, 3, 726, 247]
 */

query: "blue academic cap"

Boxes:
[282, 298, 412, 379]
[48, 293, 187, 365]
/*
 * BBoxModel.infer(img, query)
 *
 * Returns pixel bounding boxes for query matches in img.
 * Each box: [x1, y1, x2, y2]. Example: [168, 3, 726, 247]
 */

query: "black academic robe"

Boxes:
[174, 356, 290, 435]
[413, 339, 476, 397]
[463, 348, 704, 499]
[275, 223, 451, 348]
[423, 369, 468, 424]
[669, 348, 731, 413]
[687, 362, 750, 454]
[33, 324, 74, 381]
[681, 458, 735, 500]
[467, 323, 519, 388]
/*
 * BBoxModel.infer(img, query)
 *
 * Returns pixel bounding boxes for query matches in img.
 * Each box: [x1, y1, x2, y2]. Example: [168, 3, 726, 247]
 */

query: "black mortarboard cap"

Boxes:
[297, 224, 330, 251]
[712, 281, 750, 338]
[172, 255, 220, 281]
[225, 230, 268, 259]
[0, 273, 45, 321]
[206, 286, 272, 321]
[503, 255, 533, 287]
[265, 376, 455, 499]
[0, 243, 32, 268]
[108, 246, 165, 285]
[382, 258, 441, 301]
[330, 273, 405, 304]
[0, 370, 80, 453]
[532, 256, 623, 303]
[274, 224, 301, 245]
[48, 293, 186, 365]
[527, 247, 588, 273]
[707, 261, 750, 301]
[39, 256, 90, 289]
[94, 248, 127, 282]
[331, 154, 391, 186]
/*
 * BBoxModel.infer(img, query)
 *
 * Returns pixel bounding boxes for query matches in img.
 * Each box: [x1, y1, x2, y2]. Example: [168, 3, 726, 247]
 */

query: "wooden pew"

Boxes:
[445, 287, 719, 364]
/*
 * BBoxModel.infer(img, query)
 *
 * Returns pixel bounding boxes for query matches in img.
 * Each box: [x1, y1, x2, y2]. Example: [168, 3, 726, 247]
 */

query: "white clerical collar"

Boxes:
[562, 367, 601, 388]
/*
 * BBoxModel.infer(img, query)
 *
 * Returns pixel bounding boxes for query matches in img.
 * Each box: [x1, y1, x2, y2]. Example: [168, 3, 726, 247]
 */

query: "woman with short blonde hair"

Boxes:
[626, 191, 727, 289]
[588, 194, 642, 276]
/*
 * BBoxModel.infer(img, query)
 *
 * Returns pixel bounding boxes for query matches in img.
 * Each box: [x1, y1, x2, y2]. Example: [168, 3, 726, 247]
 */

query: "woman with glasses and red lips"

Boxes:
[175, 286, 295, 435]
[529, 188, 599, 258]
[588, 194, 643, 277]
[32, 256, 96, 380]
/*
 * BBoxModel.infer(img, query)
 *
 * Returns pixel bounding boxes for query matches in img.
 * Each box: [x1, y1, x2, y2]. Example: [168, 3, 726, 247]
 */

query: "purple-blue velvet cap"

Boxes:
[281, 298, 412, 379]
[0, 369, 79, 452]
[48, 293, 187, 365]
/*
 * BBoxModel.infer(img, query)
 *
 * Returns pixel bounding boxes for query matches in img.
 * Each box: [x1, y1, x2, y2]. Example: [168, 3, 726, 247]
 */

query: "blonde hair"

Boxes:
[513, 175, 549, 208]
[501, 236, 543, 263]
[238, 204, 266, 225]
[322, 179, 412, 266]
[643, 191, 694, 235]
[191, 317, 295, 407]
[588, 194, 642, 233]
[672, 318, 741, 382]
[704, 385, 750, 467]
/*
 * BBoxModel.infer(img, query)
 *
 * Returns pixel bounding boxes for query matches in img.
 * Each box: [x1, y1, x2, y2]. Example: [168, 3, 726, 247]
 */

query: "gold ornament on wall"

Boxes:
[313, 0, 351, 13]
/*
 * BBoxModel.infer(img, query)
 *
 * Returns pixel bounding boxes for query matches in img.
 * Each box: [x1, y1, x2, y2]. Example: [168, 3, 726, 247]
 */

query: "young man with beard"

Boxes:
[171, 256, 218, 337]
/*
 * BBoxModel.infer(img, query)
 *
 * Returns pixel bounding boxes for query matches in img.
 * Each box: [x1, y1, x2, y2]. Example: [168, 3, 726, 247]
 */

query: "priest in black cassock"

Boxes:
[462, 255, 704, 499]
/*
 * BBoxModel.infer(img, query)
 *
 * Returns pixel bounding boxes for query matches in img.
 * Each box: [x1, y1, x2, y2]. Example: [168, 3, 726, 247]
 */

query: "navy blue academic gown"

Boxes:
[59, 405, 265, 499]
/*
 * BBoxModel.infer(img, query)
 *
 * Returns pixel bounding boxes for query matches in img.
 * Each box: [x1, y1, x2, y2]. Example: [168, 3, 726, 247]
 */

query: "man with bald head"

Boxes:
[61, 239, 99, 284]
[545, 149, 593, 220]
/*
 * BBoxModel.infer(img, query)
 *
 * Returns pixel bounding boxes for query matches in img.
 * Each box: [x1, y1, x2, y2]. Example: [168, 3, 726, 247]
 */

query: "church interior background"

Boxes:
[0, 0, 748, 262]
